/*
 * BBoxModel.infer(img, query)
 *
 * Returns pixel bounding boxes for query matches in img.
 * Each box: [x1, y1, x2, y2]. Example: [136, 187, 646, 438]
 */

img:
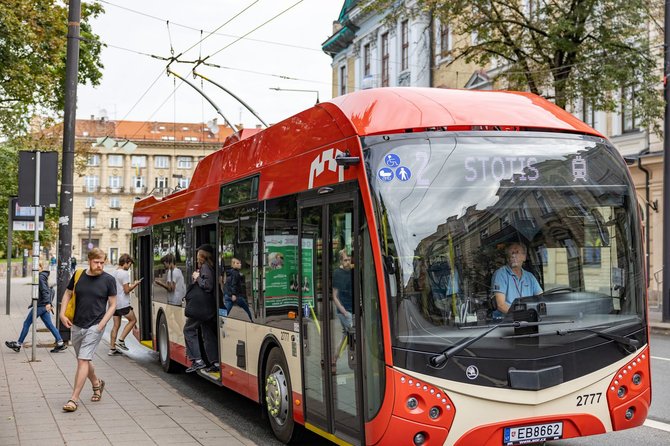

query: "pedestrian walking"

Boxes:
[5, 262, 67, 353]
[108, 254, 140, 356]
[59, 248, 117, 412]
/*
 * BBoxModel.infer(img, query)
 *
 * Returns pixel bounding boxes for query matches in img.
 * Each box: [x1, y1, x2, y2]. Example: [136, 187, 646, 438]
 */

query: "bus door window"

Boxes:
[218, 206, 257, 321]
[261, 196, 299, 328]
[152, 224, 173, 305]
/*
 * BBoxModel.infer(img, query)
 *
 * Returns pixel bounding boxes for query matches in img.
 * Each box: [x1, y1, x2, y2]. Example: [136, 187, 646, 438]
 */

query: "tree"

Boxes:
[365, 0, 663, 134]
[0, 0, 104, 138]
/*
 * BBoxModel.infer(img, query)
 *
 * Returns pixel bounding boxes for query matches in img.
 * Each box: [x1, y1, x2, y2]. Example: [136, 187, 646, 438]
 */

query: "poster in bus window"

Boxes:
[264, 235, 315, 309]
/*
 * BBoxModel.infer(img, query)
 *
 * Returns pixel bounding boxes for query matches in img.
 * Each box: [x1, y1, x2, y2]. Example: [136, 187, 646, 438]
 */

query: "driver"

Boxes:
[491, 242, 543, 314]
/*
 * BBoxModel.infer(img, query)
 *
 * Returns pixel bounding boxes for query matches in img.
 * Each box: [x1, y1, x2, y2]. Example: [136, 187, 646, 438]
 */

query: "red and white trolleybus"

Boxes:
[130, 87, 651, 446]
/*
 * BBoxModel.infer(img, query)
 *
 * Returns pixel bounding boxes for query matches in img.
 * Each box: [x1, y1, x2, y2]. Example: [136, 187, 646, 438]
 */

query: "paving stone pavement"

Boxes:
[1, 276, 257, 446]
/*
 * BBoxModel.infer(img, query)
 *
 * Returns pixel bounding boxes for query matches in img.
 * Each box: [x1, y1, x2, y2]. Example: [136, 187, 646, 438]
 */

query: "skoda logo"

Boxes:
[465, 365, 479, 380]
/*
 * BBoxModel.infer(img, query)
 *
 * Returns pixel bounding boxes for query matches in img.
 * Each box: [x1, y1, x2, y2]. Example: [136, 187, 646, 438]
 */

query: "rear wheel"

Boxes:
[264, 347, 298, 443]
[158, 313, 180, 373]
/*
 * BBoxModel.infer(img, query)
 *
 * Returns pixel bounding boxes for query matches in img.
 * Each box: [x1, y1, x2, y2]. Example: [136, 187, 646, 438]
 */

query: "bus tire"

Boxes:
[264, 347, 297, 443]
[157, 313, 180, 373]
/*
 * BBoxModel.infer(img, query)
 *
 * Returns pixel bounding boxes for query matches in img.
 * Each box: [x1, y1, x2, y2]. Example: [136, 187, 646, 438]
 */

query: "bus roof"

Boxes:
[326, 87, 601, 138]
[133, 88, 601, 228]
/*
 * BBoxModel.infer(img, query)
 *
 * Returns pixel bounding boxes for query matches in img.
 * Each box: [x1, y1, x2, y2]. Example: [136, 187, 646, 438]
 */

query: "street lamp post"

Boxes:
[87, 203, 93, 253]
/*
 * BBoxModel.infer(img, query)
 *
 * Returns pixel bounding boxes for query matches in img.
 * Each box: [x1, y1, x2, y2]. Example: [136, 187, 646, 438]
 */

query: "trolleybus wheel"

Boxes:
[264, 347, 297, 443]
[158, 313, 180, 373]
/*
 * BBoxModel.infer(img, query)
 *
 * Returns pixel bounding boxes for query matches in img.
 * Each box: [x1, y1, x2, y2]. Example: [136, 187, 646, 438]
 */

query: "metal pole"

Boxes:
[57, 0, 81, 342]
[664, 0, 670, 322]
[87, 205, 92, 251]
[5, 198, 13, 315]
[31, 152, 41, 362]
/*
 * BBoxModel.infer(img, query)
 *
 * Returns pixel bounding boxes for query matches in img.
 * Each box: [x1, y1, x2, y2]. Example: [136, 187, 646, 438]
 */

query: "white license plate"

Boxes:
[503, 421, 563, 445]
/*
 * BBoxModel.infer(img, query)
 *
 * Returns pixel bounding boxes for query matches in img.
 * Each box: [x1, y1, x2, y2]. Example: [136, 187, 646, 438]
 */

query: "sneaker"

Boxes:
[116, 340, 128, 351]
[107, 349, 123, 356]
[205, 363, 220, 373]
[50, 343, 67, 353]
[5, 341, 21, 352]
[185, 359, 206, 373]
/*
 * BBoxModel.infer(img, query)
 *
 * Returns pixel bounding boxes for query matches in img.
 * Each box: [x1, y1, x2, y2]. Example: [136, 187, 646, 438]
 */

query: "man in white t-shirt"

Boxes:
[108, 254, 141, 356]
[155, 253, 187, 305]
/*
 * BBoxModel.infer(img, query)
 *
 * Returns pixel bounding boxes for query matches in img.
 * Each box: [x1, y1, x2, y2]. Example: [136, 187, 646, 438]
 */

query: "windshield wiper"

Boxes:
[503, 327, 640, 349]
[429, 320, 573, 368]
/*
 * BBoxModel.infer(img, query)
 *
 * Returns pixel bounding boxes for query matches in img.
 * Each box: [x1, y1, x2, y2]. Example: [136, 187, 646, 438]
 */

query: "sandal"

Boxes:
[62, 399, 78, 412]
[91, 379, 105, 402]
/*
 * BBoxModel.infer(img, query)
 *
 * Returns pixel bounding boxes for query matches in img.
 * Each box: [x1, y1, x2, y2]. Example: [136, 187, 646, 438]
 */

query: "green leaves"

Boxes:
[0, 0, 104, 138]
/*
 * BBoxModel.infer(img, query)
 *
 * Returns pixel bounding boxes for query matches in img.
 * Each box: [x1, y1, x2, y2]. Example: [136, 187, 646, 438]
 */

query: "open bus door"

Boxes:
[300, 192, 364, 445]
[136, 233, 153, 345]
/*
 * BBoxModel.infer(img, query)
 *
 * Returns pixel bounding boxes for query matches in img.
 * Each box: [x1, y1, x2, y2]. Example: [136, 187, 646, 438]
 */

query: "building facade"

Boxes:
[323, 0, 664, 307]
[64, 118, 232, 264]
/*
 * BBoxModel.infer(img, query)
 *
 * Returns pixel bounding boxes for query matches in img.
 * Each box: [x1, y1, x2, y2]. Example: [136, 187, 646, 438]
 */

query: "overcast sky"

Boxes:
[77, 0, 343, 128]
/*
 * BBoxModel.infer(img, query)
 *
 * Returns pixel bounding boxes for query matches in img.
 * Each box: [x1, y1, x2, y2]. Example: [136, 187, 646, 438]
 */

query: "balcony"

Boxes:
[81, 186, 101, 193]
[105, 186, 124, 194]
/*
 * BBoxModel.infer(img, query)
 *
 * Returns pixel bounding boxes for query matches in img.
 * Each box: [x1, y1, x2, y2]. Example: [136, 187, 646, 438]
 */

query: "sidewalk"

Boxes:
[0, 276, 256, 446]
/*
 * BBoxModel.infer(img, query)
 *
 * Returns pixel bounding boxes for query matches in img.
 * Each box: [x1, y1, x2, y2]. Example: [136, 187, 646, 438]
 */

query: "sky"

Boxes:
[77, 0, 344, 128]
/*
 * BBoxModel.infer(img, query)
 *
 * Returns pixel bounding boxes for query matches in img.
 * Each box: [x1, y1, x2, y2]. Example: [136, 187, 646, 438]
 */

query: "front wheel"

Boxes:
[157, 313, 180, 373]
[264, 347, 298, 443]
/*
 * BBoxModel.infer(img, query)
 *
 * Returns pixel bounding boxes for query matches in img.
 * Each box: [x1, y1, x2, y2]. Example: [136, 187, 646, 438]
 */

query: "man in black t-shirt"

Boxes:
[59, 248, 117, 412]
[332, 249, 353, 333]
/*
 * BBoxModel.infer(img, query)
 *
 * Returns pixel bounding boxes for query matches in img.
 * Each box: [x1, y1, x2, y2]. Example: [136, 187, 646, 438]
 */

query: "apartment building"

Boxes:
[69, 118, 233, 264]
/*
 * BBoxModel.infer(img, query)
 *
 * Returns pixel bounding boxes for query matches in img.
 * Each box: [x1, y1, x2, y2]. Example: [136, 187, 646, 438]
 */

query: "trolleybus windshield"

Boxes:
[365, 131, 646, 361]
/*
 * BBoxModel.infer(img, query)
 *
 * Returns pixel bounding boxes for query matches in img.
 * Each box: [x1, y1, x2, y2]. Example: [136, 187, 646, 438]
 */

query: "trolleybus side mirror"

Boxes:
[335, 151, 360, 169]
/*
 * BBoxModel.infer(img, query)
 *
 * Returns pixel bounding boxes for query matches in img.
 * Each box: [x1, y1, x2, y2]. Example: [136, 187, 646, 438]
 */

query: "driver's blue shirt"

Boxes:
[491, 265, 542, 306]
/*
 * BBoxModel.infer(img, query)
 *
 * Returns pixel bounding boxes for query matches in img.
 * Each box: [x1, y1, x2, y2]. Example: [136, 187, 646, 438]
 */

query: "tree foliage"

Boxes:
[0, 0, 105, 138]
[365, 0, 663, 133]
[0, 0, 105, 257]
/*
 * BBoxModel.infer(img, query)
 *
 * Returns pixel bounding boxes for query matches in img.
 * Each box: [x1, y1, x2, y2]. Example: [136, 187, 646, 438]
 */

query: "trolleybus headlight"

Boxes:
[407, 397, 418, 410]
[617, 386, 627, 398]
[632, 373, 642, 385]
[625, 407, 635, 420]
[413, 432, 427, 445]
[428, 406, 441, 419]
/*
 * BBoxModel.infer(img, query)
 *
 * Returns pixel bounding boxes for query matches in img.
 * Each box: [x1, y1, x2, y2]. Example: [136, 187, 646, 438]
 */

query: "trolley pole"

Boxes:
[57, 0, 81, 341]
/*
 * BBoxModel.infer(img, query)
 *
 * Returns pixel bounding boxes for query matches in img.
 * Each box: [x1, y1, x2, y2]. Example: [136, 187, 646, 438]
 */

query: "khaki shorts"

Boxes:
[71, 325, 105, 360]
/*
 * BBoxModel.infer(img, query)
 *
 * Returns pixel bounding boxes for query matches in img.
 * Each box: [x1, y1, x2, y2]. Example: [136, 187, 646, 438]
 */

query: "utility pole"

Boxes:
[57, 0, 81, 341]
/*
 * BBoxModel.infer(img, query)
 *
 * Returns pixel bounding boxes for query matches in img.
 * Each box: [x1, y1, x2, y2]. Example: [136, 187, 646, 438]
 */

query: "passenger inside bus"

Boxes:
[491, 242, 543, 315]
[332, 249, 353, 334]
[154, 253, 187, 305]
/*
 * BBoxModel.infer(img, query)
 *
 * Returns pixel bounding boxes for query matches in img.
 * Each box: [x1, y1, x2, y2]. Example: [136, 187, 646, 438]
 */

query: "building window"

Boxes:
[133, 176, 145, 190]
[155, 177, 169, 189]
[87, 154, 100, 166]
[177, 156, 192, 169]
[109, 196, 120, 209]
[178, 176, 190, 189]
[110, 217, 119, 230]
[108, 154, 123, 167]
[622, 85, 638, 133]
[184, 136, 199, 142]
[85, 196, 95, 208]
[161, 135, 175, 141]
[581, 99, 595, 128]
[440, 22, 451, 57]
[131, 155, 146, 168]
[108, 176, 122, 189]
[85, 217, 97, 229]
[340, 65, 347, 96]
[381, 32, 389, 87]
[84, 176, 99, 192]
[154, 156, 170, 168]
[363, 43, 371, 76]
[401, 20, 409, 71]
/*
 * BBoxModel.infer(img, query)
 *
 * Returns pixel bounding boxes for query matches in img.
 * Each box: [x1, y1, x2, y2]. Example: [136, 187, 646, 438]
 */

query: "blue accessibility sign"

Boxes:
[378, 167, 394, 182]
[384, 153, 401, 167]
[395, 166, 411, 181]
